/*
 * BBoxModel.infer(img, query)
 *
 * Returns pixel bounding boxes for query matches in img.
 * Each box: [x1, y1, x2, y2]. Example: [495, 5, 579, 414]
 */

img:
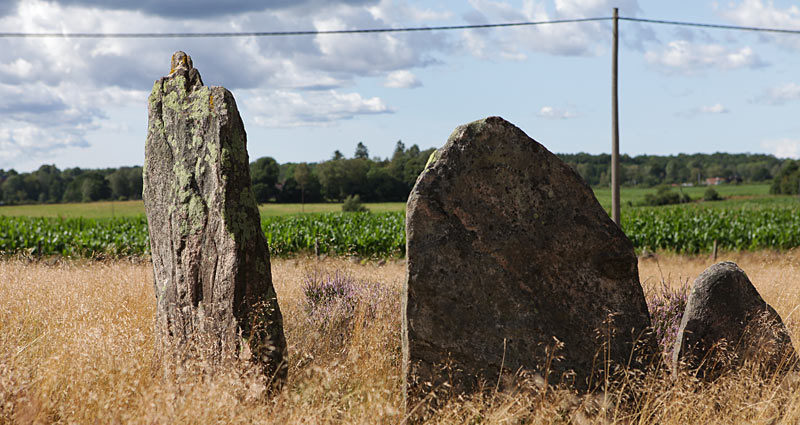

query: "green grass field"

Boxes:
[0, 200, 406, 218]
[592, 184, 778, 211]
[0, 184, 786, 219]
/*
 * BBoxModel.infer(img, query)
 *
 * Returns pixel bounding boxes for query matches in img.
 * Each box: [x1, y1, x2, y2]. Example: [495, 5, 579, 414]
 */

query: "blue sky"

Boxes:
[1, 0, 800, 172]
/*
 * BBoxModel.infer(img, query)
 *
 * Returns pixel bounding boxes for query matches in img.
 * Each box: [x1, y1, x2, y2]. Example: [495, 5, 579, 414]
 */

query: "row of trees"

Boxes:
[248, 141, 435, 203]
[0, 165, 143, 205]
[1, 146, 797, 206]
[770, 160, 800, 195]
[560, 152, 783, 187]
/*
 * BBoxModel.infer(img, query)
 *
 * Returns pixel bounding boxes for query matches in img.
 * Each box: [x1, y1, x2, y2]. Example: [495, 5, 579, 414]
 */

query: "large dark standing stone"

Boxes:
[403, 117, 655, 410]
[672, 262, 797, 379]
[143, 51, 287, 386]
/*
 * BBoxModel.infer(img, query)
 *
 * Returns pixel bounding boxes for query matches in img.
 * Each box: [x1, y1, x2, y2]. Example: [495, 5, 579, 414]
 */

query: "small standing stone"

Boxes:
[403, 117, 655, 412]
[143, 51, 287, 386]
[672, 262, 797, 379]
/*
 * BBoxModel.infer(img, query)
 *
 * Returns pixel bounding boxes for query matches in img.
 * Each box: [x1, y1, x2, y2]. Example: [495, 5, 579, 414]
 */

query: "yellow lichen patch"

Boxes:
[424, 149, 440, 170]
[209, 94, 214, 109]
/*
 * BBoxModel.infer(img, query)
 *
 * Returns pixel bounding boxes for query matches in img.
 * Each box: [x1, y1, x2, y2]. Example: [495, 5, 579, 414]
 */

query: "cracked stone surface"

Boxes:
[403, 116, 655, 410]
[143, 51, 286, 386]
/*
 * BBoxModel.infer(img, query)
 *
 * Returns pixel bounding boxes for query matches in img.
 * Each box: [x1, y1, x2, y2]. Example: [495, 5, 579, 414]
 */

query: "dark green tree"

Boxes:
[80, 173, 112, 202]
[770, 161, 800, 195]
[1, 174, 25, 204]
[250, 156, 280, 203]
[107, 169, 131, 200]
[354, 142, 369, 159]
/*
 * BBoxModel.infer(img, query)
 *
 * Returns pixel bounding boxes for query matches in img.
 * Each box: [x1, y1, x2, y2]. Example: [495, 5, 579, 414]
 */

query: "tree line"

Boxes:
[560, 152, 785, 188]
[1, 146, 798, 206]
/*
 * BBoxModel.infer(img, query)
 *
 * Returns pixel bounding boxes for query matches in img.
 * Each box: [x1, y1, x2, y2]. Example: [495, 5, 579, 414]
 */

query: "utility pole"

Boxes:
[611, 7, 621, 226]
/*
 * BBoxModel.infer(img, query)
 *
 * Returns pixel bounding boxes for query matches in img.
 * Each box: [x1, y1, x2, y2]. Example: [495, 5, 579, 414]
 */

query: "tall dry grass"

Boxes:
[1, 251, 800, 424]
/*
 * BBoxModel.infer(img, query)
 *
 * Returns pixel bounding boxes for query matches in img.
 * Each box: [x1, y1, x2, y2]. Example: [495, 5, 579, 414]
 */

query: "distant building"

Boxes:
[705, 177, 726, 186]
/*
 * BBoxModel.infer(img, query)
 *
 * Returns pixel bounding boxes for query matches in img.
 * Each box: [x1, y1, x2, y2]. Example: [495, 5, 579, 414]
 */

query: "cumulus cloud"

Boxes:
[0, 126, 90, 165]
[383, 70, 421, 88]
[676, 102, 730, 118]
[23, 0, 378, 19]
[243, 89, 392, 127]
[752, 82, 800, 105]
[0, 0, 454, 167]
[761, 138, 800, 159]
[644, 41, 767, 74]
[719, 0, 800, 50]
[538, 106, 578, 119]
[456, 0, 642, 59]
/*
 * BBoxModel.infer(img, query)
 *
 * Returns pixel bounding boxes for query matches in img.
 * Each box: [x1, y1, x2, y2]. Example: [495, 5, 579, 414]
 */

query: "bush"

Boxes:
[302, 269, 360, 321]
[703, 187, 722, 201]
[301, 269, 393, 347]
[647, 279, 690, 358]
[643, 186, 691, 206]
[342, 194, 369, 213]
[770, 161, 800, 195]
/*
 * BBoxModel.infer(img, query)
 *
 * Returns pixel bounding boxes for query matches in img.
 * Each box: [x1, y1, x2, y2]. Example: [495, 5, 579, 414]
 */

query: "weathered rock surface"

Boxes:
[143, 51, 286, 385]
[672, 261, 797, 378]
[403, 116, 655, 408]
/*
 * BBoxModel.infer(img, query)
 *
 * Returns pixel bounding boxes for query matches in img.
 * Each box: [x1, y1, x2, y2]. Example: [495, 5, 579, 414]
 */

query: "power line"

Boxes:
[1, 15, 799, 39]
[0, 17, 612, 38]
[620, 17, 800, 35]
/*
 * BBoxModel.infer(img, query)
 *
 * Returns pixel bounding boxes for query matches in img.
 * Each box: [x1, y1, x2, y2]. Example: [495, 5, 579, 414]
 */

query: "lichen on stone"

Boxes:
[144, 51, 286, 388]
[424, 149, 440, 170]
[188, 86, 212, 122]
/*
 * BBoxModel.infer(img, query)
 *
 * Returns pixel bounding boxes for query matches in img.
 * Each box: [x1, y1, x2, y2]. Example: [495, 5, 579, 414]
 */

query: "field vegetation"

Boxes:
[0, 184, 782, 218]
[2, 252, 800, 423]
[0, 200, 406, 219]
[2, 192, 799, 258]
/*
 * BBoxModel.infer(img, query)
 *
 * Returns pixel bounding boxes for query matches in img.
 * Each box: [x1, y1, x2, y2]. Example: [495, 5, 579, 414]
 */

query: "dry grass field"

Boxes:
[2, 251, 800, 424]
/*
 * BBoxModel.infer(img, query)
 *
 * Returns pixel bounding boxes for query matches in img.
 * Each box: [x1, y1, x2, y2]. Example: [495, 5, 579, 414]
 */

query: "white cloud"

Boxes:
[383, 70, 421, 88]
[538, 106, 578, 119]
[698, 103, 729, 114]
[0, 125, 89, 165]
[720, 0, 800, 50]
[460, 0, 642, 59]
[761, 138, 800, 159]
[0, 0, 450, 168]
[367, 0, 452, 22]
[644, 41, 766, 74]
[753, 82, 800, 105]
[244, 89, 392, 127]
[677, 102, 730, 118]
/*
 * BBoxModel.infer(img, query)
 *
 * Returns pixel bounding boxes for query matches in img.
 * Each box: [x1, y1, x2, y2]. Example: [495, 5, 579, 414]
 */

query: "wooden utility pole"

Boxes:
[611, 7, 621, 226]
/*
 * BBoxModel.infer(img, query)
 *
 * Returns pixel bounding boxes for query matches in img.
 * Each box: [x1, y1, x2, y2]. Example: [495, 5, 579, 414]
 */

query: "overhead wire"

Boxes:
[619, 16, 800, 35]
[1, 15, 799, 39]
[0, 17, 612, 38]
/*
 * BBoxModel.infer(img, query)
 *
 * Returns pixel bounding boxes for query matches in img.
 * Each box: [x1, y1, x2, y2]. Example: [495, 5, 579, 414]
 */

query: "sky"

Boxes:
[1, 0, 800, 172]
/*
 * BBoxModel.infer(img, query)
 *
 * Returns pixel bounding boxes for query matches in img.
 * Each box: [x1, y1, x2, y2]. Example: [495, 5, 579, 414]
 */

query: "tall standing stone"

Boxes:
[143, 51, 286, 386]
[403, 117, 654, 410]
[672, 262, 797, 379]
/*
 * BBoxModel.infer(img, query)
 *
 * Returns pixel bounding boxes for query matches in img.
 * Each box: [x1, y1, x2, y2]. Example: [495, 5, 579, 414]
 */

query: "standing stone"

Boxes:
[672, 262, 797, 379]
[143, 51, 286, 386]
[403, 117, 655, 410]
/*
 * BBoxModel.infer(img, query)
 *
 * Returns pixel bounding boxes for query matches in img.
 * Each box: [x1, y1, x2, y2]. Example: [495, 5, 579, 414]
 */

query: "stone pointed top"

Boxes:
[166, 50, 203, 89]
[170, 51, 193, 74]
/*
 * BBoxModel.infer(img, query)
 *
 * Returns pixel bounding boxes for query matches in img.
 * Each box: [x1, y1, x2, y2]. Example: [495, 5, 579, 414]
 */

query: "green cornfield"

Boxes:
[0, 216, 150, 257]
[0, 213, 406, 258]
[623, 204, 800, 253]
[263, 212, 405, 257]
[1, 205, 798, 258]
